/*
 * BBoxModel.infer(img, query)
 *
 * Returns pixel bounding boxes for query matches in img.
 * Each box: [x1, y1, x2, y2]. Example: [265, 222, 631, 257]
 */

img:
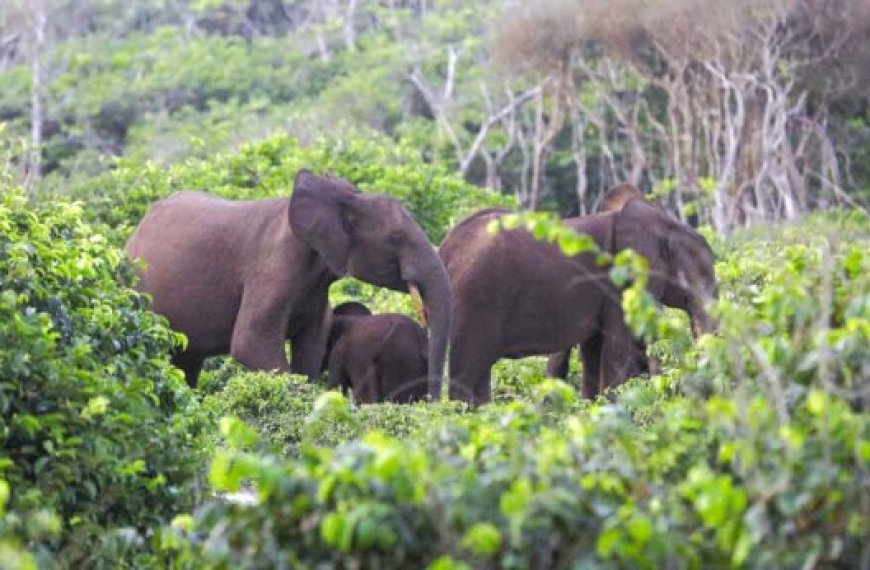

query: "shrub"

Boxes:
[203, 373, 467, 454]
[160, 380, 869, 568]
[0, 188, 210, 565]
[677, 213, 870, 405]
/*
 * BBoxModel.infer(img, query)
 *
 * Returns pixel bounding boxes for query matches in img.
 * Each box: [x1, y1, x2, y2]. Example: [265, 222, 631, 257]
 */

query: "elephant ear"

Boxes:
[613, 198, 674, 295]
[289, 170, 359, 276]
[613, 198, 668, 258]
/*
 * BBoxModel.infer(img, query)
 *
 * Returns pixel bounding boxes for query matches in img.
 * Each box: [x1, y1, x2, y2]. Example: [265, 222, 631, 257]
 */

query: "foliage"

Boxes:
[203, 373, 468, 455]
[162, 386, 868, 568]
[0, 31, 333, 172]
[0, 188, 210, 565]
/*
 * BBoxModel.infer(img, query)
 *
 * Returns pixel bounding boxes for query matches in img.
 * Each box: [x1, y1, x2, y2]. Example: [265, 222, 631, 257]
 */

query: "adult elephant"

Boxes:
[126, 170, 452, 398]
[546, 184, 656, 379]
[440, 195, 716, 404]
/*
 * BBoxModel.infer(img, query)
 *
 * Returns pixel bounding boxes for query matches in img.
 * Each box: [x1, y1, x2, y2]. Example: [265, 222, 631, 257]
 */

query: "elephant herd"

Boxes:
[126, 170, 717, 405]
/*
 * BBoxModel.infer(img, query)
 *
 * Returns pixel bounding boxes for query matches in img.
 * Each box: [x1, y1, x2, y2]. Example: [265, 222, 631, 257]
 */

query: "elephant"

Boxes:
[324, 301, 428, 404]
[439, 195, 716, 404]
[125, 170, 452, 397]
[547, 183, 653, 379]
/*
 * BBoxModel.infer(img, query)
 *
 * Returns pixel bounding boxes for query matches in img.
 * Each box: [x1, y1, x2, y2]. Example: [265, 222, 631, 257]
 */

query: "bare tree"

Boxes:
[494, 0, 870, 226]
[408, 45, 539, 191]
[6, 0, 50, 183]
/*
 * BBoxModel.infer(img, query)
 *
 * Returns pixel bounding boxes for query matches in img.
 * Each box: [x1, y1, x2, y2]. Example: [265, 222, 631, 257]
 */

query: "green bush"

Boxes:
[679, 213, 870, 403]
[203, 373, 467, 455]
[160, 382, 869, 568]
[0, 188, 210, 565]
[202, 373, 321, 455]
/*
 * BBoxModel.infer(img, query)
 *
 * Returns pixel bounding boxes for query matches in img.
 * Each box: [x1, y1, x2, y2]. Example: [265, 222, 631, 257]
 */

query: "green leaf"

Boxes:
[321, 512, 346, 549]
[627, 514, 653, 545]
[461, 523, 502, 556]
[428, 556, 472, 570]
[597, 525, 620, 557]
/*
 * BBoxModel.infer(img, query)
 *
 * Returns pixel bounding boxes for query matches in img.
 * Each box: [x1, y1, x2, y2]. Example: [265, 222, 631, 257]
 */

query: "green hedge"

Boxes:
[0, 188, 210, 565]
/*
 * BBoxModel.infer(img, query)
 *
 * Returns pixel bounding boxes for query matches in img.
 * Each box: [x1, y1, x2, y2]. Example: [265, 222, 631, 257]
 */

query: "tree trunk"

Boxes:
[343, 0, 358, 50]
[29, 0, 46, 183]
[568, 105, 588, 214]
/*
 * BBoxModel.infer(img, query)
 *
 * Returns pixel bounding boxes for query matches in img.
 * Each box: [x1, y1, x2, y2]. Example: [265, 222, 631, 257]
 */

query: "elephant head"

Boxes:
[324, 301, 372, 370]
[332, 301, 372, 318]
[289, 170, 452, 399]
[614, 198, 717, 337]
[599, 183, 645, 213]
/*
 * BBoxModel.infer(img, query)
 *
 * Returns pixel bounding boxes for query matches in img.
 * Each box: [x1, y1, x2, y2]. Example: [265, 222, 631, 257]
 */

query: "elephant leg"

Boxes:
[448, 306, 503, 405]
[472, 370, 496, 405]
[291, 295, 330, 381]
[291, 322, 328, 381]
[448, 328, 498, 405]
[633, 338, 658, 374]
[327, 345, 347, 392]
[579, 335, 603, 399]
[599, 308, 641, 395]
[546, 349, 572, 379]
[230, 287, 291, 373]
[633, 337, 651, 374]
[172, 353, 204, 389]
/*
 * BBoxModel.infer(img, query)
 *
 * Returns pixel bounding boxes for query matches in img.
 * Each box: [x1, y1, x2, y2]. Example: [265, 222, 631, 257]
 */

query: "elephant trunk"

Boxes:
[691, 281, 719, 338]
[689, 302, 717, 339]
[690, 313, 704, 339]
[401, 245, 452, 400]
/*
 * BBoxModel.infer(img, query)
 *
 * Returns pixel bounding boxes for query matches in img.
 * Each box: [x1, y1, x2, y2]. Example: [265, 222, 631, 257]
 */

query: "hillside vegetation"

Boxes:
[2, 0, 869, 221]
[0, 1, 868, 568]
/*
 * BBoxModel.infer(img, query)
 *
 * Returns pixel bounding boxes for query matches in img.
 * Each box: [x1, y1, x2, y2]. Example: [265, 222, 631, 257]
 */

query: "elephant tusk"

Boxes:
[408, 282, 428, 328]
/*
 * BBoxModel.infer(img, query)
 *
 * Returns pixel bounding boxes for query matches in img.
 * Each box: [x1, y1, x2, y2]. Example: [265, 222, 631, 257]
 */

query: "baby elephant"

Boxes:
[325, 302, 429, 404]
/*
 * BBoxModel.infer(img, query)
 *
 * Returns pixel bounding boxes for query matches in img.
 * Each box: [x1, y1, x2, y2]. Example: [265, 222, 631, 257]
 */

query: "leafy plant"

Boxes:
[0, 187, 210, 565]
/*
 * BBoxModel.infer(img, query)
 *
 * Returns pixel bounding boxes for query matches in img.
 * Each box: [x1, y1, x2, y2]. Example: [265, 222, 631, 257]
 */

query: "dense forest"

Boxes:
[0, 1, 868, 568]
